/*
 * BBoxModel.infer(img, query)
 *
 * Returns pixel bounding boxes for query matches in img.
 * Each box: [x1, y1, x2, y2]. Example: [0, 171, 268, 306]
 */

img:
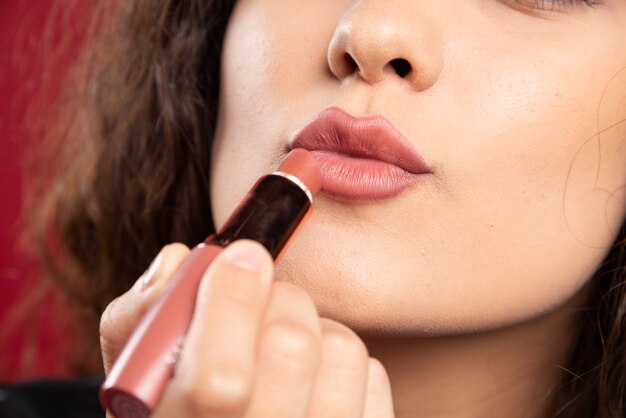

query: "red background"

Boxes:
[0, 1, 90, 382]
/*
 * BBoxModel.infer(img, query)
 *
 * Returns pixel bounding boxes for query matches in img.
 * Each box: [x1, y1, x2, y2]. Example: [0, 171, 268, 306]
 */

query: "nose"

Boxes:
[327, 1, 443, 91]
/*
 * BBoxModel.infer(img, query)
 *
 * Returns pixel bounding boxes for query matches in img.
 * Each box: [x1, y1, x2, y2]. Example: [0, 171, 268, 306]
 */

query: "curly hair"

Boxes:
[23, 1, 625, 416]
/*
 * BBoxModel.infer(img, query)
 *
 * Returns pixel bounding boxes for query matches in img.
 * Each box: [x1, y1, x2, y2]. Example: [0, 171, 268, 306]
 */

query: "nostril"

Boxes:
[343, 53, 359, 74]
[389, 58, 412, 78]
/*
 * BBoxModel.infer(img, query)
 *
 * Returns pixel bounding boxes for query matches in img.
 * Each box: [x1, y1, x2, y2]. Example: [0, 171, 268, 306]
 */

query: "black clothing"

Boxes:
[0, 375, 105, 418]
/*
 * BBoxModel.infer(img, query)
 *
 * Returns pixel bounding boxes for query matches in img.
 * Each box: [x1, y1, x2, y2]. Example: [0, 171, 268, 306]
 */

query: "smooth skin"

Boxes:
[101, 0, 626, 417]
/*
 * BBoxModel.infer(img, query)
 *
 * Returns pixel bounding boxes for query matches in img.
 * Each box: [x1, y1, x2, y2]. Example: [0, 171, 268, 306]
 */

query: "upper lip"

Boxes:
[289, 107, 431, 174]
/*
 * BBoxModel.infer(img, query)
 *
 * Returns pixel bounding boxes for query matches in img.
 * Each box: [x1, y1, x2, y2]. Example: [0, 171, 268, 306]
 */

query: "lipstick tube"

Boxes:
[100, 149, 321, 418]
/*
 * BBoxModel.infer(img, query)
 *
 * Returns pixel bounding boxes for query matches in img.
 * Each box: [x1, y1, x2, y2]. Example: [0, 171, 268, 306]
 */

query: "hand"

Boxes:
[100, 240, 395, 418]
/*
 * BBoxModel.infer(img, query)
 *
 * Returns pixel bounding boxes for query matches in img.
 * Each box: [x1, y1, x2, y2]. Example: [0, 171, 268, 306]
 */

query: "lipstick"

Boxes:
[100, 149, 321, 418]
[291, 107, 431, 200]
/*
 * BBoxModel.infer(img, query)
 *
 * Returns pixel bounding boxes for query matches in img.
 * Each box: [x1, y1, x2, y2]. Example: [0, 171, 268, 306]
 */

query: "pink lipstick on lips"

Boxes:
[290, 107, 431, 200]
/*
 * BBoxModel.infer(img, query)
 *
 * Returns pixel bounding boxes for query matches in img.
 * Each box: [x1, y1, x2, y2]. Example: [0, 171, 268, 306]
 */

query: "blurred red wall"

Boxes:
[0, 1, 90, 382]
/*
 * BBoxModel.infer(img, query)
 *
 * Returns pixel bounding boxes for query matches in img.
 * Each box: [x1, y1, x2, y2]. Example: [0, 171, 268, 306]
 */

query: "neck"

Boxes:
[362, 287, 587, 418]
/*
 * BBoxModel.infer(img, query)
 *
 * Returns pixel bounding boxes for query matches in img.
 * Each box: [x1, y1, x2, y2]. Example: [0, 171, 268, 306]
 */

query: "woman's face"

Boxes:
[211, 0, 626, 334]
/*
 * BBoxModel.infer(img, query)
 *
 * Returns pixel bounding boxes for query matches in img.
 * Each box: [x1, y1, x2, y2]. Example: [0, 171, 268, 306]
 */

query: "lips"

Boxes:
[288, 107, 431, 200]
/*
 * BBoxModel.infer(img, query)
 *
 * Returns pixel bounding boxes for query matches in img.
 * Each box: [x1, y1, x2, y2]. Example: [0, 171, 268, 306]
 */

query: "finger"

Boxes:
[100, 243, 190, 373]
[306, 319, 369, 418]
[159, 240, 274, 418]
[362, 358, 395, 418]
[244, 281, 322, 418]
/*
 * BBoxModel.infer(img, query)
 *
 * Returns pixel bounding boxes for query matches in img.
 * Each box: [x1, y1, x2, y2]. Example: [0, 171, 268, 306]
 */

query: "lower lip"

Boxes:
[308, 150, 426, 200]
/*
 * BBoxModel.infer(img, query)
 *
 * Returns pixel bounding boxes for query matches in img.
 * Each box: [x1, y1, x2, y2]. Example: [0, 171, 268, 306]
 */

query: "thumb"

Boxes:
[99, 243, 190, 374]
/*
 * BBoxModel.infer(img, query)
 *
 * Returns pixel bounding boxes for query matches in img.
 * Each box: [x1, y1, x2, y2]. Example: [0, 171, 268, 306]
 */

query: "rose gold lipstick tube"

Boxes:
[100, 149, 321, 418]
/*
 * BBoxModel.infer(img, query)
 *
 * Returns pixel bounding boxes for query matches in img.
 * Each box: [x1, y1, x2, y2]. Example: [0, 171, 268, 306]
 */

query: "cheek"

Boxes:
[563, 67, 626, 247]
[219, 0, 341, 109]
[450, 22, 626, 237]
[449, 42, 626, 317]
[389, 28, 626, 329]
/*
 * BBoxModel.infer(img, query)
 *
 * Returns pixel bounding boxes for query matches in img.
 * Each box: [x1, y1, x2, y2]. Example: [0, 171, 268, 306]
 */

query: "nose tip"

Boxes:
[327, 6, 443, 91]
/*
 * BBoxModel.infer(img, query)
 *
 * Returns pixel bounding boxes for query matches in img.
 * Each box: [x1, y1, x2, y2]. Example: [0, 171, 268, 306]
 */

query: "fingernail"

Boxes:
[225, 241, 266, 272]
[141, 251, 163, 289]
